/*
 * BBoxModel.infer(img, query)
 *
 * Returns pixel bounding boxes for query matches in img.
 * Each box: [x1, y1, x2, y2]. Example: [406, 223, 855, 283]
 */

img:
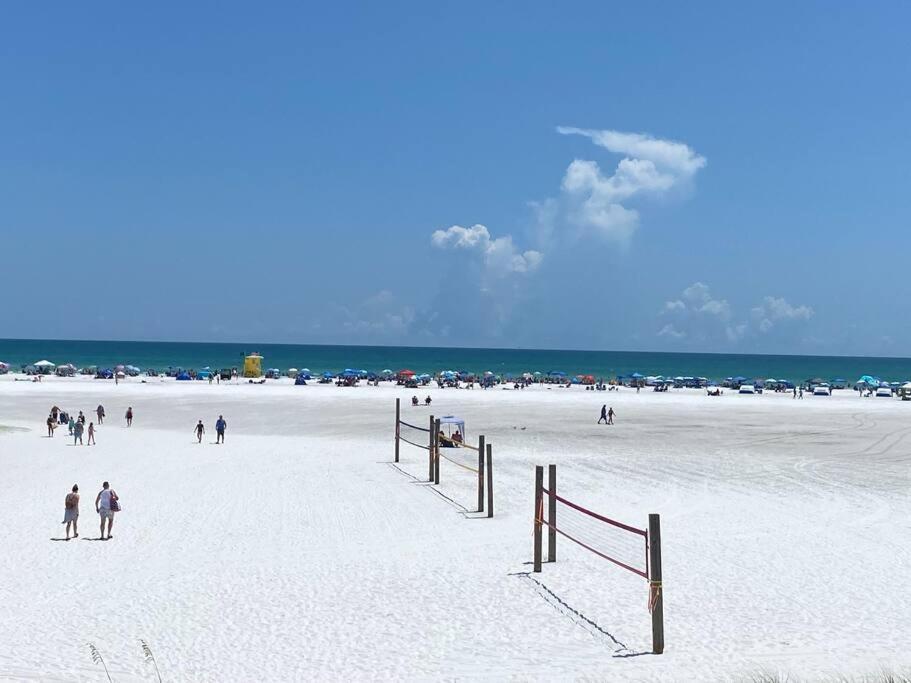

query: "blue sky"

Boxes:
[2, 2, 909, 355]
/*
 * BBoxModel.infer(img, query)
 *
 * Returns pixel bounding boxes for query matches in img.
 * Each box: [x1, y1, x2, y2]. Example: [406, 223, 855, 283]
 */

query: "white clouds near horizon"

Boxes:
[660, 282, 814, 346]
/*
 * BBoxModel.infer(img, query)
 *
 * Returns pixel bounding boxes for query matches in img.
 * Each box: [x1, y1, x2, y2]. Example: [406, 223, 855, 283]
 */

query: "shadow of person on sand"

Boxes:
[50, 537, 72, 542]
[81, 537, 110, 542]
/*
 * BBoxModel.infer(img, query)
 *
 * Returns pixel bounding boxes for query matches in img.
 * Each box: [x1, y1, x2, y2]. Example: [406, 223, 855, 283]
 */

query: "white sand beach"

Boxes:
[0, 376, 908, 680]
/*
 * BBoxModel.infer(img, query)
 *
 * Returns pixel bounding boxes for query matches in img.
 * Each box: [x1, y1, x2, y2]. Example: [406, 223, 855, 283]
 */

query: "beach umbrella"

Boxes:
[322, 371, 335, 378]
[301, 368, 311, 374]
[630, 372, 644, 379]
[399, 369, 415, 376]
[34, 360, 55, 368]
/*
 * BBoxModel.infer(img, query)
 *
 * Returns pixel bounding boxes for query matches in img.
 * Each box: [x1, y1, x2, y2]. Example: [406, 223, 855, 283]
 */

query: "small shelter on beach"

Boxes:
[0, 362, 8, 375]
[243, 353, 263, 378]
[438, 415, 466, 445]
[34, 360, 56, 375]
[55, 364, 76, 377]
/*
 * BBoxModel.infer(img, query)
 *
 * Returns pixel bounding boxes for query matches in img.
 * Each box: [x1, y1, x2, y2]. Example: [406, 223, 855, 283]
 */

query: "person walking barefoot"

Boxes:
[63, 485, 80, 540]
[46, 414, 55, 437]
[215, 415, 227, 444]
[607, 407, 615, 425]
[95, 481, 118, 540]
[87, 422, 96, 446]
[598, 404, 608, 424]
[125, 406, 133, 427]
[73, 419, 84, 445]
[195, 420, 205, 443]
[96, 404, 105, 424]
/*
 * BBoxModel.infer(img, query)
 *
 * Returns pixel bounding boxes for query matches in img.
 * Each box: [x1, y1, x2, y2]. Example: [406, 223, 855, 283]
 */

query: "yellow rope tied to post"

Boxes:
[648, 580, 662, 613]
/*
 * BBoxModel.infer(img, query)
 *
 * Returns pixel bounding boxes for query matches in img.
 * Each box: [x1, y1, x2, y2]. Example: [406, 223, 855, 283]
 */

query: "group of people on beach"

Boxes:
[194, 415, 228, 443]
[45, 404, 135, 445]
[62, 481, 119, 541]
[51, 405, 230, 541]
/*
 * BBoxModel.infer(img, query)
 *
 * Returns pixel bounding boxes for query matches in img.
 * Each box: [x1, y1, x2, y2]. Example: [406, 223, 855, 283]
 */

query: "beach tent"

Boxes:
[439, 415, 467, 442]
[243, 353, 263, 378]
[96, 368, 114, 379]
[176, 371, 191, 381]
[287, 368, 299, 377]
[55, 364, 77, 377]
[34, 360, 55, 374]
[295, 372, 309, 385]
[0, 362, 8, 375]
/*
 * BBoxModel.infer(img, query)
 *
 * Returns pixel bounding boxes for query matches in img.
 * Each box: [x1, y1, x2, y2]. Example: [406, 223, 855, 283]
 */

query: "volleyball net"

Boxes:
[392, 399, 494, 517]
[533, 464, 664, 654]
[538, 486, 648, 579]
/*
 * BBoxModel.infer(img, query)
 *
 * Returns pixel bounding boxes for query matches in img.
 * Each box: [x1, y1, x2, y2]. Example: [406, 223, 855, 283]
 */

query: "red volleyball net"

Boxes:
[532, 465, 664, 653]
[538, 487, 649, 579]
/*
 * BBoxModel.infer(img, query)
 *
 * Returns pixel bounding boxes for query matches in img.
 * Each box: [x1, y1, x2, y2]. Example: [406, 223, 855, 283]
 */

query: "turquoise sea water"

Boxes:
[1, 338, 910, 382]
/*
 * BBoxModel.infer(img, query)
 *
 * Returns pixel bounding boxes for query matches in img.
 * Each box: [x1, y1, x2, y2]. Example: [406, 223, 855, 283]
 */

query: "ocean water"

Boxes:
[1, 338, 910, 382]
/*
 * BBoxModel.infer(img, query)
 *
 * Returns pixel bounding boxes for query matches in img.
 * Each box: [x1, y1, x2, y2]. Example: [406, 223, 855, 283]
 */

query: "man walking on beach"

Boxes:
[195, 420, 205, 443]
[95, 481, 118, 540]
[125, 406, 133, 427]
[96, 404, 105, 424]
[607, 407, 615, 425]
[598, 405, 608, 424]
[46, 413, 55, 437]
[73, 419, 84, 445]
[215, 415, 226, 444]
[63, 484, 80, 540]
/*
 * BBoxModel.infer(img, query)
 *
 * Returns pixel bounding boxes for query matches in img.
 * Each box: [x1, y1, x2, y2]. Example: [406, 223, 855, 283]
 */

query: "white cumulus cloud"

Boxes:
[750, 296, 814, 334]
[555, 127, 706, 240]
[431, 224, 543, 275]
[661, 283, 814, 346]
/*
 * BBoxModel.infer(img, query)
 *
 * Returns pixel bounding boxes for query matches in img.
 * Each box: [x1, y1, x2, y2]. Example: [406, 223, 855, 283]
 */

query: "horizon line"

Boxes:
[0, 336, 909, 363]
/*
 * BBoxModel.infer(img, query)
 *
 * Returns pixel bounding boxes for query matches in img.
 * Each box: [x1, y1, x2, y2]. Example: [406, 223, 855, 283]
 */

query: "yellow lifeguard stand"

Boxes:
[243, 352, 263, 378]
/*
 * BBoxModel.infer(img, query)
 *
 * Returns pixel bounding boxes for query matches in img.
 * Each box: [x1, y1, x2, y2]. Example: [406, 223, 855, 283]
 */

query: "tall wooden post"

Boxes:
[394, 398, 400, 463]
[533, 466, 543, 573]
[486, 443, 493, 518]
[548, 464, 556, 562]
[433, 418, 440, 485]
[428, 414, 435, 482]
[649, 513, 664, 654]
[477, 435, 486, 512]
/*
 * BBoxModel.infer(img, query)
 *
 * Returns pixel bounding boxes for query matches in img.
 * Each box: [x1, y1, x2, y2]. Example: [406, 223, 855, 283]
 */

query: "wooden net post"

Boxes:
[394, 398, 400, 463]
[548, 464, 556, 562]
[486, 443, 493, 518]
[649, 513, 664, 654]
[477, 435, 486, 513]
[428, 414, 435, 482]
[533, 465, 543, 573]
[433, 418, 440, 485]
